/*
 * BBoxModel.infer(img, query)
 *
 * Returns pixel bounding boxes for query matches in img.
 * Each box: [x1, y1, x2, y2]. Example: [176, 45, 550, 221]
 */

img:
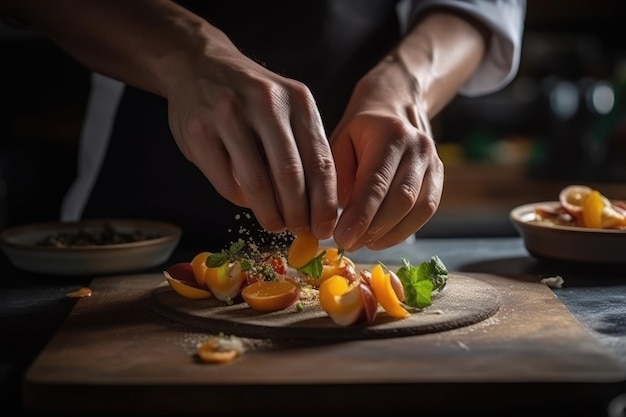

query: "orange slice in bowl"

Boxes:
[582, 190, 605, 229]
[580, 188, 625, 229]
[241, 279, 300, 312]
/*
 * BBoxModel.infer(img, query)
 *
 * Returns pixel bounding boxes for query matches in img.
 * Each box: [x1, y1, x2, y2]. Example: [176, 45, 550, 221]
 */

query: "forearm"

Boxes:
[393, 10, 489, 118]
[0, 0, 226, 97]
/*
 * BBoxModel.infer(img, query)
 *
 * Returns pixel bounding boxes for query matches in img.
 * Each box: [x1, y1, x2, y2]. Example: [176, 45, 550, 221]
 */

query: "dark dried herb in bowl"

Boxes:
[36, 222, 163, 247]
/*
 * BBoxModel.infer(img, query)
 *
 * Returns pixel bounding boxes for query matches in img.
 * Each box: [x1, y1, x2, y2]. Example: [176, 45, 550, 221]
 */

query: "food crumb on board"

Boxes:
[196, 335, 246, 364]
[540, 276, 564, 289]
[66, 287, 93, 298]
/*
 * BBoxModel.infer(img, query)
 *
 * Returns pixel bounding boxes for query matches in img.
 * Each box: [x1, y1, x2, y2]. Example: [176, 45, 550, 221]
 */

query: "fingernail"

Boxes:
[291, 227, 309, 237]
[315, 221, 335, 239]
[334, 227, 356, 251]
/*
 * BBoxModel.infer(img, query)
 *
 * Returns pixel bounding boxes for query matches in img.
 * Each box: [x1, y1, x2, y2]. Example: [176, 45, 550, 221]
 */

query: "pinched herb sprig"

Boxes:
[396, 255, 448, 309]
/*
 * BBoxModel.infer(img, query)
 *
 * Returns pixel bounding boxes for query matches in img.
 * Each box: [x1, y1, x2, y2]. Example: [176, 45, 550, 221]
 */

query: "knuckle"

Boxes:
[213, 90, 239, 117]
[386, 117, 413, 140]
[395, 182, 419, 209]
[249, 79, 291, 114]
[422, 193, 440, 216]
[369, 169, 393, 200]
[241, 174, 273, 198]
[309, 153, 335, 177]
[274, 157, 304, 182]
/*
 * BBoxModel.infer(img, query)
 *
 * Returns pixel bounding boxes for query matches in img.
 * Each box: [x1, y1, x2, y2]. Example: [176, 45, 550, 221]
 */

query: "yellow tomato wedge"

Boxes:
[191, 251, 211, 287]
[370, 264, 409, 319]
[241, 280, 300, 312]
[301, 247, 356, 288]
[318, 275, 364, 326]
[164, 271, 212, 300]
[287, 230, 319, 268]
[203, 261, 246, 301]
[320, 248, 355, 280]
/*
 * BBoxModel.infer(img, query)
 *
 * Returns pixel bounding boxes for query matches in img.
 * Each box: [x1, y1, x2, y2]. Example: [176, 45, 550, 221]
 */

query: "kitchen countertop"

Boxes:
[1, 236, 625, 416]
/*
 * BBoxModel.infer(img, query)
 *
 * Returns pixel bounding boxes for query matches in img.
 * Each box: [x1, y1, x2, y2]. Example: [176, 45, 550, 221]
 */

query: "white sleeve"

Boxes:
[60, 73, 125, 221]
[400, 0, 526, 97]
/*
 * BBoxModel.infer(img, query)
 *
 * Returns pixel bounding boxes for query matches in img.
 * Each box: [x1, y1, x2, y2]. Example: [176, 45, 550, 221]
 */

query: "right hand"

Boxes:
[165, 29, 338, 239]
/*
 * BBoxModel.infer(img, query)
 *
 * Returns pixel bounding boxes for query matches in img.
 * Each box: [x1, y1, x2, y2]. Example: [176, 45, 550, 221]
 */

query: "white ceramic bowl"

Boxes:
[0, 219, 181, 275]
[510, 202, 626, 264]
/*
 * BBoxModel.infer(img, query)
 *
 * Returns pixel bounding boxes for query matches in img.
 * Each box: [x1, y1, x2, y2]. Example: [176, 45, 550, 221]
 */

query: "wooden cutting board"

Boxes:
[23, 271, 625, 415]
[151, 273, 500, 340]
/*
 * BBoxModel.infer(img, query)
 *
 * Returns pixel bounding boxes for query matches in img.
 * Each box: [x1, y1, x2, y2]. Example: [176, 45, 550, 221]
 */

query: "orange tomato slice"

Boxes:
[318, 275, 364, 326]
[287, 230, 319, 268]
[164, 271, 212, 300]
[241, 280, 300, 312]
[369, 264, 409, 319]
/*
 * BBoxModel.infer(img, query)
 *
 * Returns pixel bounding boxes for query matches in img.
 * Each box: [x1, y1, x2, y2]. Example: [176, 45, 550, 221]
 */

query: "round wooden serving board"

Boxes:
[151, 273, 500, 340]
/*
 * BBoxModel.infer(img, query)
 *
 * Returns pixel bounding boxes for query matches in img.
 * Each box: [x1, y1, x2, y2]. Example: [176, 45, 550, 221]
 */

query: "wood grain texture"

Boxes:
[22, 271, 625, 415]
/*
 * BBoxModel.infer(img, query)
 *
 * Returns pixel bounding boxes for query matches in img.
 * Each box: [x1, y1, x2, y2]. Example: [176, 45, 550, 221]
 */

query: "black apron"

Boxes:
[82, 0, 402, 249]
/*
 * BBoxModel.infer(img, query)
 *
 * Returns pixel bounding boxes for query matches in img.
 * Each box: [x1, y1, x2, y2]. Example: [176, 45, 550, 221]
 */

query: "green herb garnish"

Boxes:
[206, 239, 246, 268]
[297, 250, 326, 280]
[396, 255, 448, 309]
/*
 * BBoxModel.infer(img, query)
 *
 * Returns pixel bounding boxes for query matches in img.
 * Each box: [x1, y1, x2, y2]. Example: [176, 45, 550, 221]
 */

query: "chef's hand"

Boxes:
[165, 28, 338, 239]
[330, 58, 443, 252]
[330, 11, 488, 251]
[0, 0, 339, 240]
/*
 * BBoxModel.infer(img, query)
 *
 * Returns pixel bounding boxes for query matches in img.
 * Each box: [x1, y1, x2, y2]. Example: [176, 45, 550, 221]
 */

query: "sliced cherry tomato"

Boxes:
[241, 279, 300, 312]
[370, 264, 410, 319]
[204, 261, 247, 302]
[318, 275, 364, 326]
[287, 230, 319, 268]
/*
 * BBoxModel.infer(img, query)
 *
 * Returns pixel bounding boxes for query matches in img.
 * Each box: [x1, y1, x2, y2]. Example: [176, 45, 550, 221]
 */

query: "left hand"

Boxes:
[330, 58, 444, 251]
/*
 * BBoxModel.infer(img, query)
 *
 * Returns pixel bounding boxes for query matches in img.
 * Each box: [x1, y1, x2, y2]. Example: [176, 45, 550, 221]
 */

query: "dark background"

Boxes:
[1, 0, 625, 234]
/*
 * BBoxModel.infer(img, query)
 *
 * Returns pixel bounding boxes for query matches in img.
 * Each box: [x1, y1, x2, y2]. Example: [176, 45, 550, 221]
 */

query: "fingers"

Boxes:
[175, 74, 338, 237]
[332, 115, 443, 251]
[250, 80, 338, 237]
[214, 95, 285, 231]
[289, 89, 338, 238]
[365, 159, 443, 250]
